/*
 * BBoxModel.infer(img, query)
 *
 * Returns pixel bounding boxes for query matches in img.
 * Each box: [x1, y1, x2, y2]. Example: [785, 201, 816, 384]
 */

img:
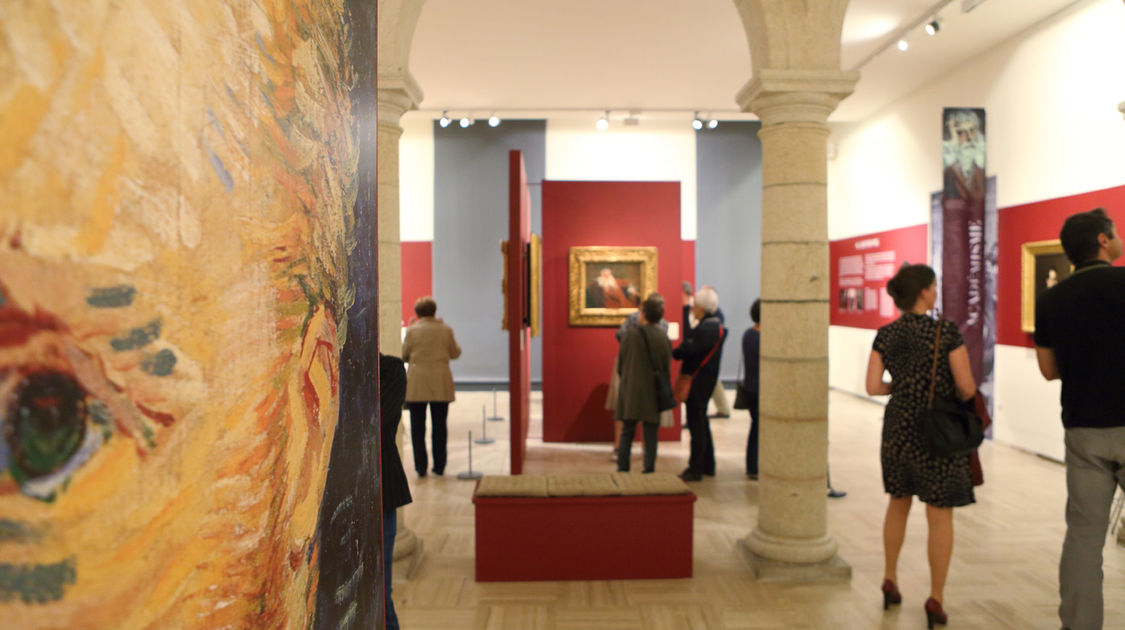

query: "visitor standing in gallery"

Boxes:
[379, 354, 411, 630]
[681, 282, 732, 419]
[615, 294, 673, 473]
[1034, 207, 1125, 630]
[403, 296, 462, 477]
[741, 299, 761, 480]
[610, 298, 671, 451]
[672, 286, 727, 482]
[865, 264, 977, 628]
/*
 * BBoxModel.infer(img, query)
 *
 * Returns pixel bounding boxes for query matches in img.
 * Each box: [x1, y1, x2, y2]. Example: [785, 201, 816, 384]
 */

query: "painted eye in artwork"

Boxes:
[1, 371, 107, 502]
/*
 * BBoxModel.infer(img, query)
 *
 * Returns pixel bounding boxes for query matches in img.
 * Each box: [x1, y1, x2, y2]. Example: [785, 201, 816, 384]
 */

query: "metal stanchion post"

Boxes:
[457, 431, 484, 480]
[487, 387, 504, 422]
[475, 405, 495, 445]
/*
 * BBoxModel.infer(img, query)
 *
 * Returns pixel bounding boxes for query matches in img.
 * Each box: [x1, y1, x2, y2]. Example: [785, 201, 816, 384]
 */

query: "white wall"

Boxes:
[399, 115, 434, 241]
[545, 118, 698, 240]
[399, 115, 698, 240]
[827, 0, 1125, 457]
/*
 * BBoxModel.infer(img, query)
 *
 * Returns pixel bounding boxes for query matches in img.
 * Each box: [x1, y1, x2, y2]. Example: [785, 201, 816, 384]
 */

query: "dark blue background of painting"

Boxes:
[314, 0, 383, 627]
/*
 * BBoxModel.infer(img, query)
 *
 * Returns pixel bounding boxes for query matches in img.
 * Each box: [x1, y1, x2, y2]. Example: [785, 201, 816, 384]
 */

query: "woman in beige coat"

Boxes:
[402, 296, 462, 477]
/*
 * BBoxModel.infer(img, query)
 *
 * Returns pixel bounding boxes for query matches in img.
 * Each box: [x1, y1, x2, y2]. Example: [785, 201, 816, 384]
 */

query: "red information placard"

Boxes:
[830, 225, 928, 329]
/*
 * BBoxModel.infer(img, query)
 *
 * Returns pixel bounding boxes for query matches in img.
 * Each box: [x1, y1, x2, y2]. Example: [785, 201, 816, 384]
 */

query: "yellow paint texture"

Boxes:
[0, 0, 361, 626]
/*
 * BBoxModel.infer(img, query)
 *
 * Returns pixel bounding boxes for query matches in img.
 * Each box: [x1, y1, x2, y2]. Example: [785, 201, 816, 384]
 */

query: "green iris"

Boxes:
[4, 373, 87, 485]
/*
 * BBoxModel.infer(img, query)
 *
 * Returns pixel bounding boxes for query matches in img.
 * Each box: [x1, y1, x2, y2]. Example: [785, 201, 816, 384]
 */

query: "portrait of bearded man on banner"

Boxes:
[942, 109, 987, 203]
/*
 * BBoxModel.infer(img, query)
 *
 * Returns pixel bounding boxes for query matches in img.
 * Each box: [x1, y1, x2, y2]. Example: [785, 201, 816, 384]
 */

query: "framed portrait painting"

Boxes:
[568, 246, 657, 326]
[1021, 239, 1072, 333]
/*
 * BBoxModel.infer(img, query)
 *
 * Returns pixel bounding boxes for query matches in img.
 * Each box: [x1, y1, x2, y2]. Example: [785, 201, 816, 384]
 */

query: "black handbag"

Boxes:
[639, 326, 676, 412]
[923, 319, 984, 458]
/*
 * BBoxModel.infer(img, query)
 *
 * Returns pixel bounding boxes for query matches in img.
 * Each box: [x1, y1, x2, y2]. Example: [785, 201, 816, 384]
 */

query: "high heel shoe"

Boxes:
[881, 579, 902, 610]
[924, 598, 947, 628]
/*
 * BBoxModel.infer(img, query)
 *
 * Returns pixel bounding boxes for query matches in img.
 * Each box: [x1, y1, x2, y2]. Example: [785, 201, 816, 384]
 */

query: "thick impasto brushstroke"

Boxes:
[140, 349, 177, 376]
[85, 286, 136, 308]
[108, 319, 161, 351]
[0, 558, 76, 604]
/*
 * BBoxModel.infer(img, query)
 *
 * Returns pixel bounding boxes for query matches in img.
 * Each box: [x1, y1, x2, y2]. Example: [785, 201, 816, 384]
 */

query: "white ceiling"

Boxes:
[407, 0, 1083, 122]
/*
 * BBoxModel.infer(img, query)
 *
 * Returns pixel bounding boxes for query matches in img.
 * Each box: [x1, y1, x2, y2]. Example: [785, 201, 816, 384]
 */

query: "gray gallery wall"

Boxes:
[694, 121, 764, 381]
[431, 120, 761, 386]
[433, 120, 546, 383]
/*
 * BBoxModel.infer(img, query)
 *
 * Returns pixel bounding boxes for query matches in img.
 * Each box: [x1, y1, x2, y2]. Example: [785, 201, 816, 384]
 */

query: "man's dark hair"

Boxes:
[1060, 207, 1114, 265]
[885, 264, 936, 311]
[642, 293, 665, 324]
[750, 299, 761, 324]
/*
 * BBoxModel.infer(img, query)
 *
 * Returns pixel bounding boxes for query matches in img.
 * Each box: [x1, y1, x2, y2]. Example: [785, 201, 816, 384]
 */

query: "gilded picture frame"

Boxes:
[1021, 239, 1072, 333]
[568, 246, 658, 327]
[529, 234, 542, 337]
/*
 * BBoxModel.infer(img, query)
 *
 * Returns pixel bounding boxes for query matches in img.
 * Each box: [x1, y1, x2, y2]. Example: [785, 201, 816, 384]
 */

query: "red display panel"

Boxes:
[400, 241, 433, 326]
[508, 151, 532, 473]
[542, 181, 684, 443]
[996, 185, 1125, 347]
[829, 225, 929, 329]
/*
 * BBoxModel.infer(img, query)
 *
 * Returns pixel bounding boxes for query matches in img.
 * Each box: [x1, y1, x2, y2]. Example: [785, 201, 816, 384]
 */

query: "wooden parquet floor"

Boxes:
[394, 389, 1125, 629]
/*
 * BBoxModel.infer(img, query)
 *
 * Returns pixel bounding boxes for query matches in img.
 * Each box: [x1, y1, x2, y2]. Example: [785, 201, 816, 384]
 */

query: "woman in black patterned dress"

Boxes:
[865, 264, 977, 628]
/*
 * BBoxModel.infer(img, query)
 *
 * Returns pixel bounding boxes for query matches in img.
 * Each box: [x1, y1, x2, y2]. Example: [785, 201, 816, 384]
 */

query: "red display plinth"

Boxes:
[473, 491, 696, 582]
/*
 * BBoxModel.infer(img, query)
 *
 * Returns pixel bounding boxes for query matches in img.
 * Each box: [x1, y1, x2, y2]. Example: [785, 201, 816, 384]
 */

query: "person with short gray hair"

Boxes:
[672, 287, 728, 481]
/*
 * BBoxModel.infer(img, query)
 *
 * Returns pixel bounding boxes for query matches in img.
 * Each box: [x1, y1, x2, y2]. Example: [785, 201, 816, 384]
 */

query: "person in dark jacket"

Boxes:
[742, 299, 761, 479]
[380, 354, 412, 630]
[615, 294, 673, 473]
[672, 286, 728, 481]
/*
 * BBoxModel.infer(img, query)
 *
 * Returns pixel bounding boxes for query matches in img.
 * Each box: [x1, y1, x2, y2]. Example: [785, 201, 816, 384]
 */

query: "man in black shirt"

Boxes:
[1034, 207, 1125, 630]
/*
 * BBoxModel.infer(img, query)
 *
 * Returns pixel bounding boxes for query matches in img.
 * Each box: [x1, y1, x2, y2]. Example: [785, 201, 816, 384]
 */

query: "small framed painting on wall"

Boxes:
[1021, 239, 1072, 333]
[568, 246, 657, 326]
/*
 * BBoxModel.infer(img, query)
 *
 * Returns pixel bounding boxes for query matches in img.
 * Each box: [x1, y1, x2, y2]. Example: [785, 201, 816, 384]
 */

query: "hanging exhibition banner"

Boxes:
[936, 108, 995, 413]
[829, 225, 929, 329]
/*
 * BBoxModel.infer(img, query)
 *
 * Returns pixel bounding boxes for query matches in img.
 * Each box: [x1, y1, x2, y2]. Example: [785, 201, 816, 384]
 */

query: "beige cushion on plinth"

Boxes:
[546, 473, 621, 497]
[611, 472, 691, 495]
[474, 474, 548, 497]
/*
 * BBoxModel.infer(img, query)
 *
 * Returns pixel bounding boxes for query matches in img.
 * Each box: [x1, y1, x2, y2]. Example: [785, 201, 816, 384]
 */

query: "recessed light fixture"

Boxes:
[897, 39, 909, 51]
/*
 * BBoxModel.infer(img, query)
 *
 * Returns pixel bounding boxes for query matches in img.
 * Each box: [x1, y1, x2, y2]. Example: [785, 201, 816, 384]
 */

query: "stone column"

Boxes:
[378, 72, 425, 578]
[735, 69, 857, 580]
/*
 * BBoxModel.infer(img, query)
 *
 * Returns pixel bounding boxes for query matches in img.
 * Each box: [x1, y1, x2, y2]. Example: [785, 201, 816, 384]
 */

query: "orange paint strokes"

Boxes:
[0, 85, 48, 173]
[137, 402, 176, 427]
[110, 483, 196, 564]
[77, 135, 127, 255]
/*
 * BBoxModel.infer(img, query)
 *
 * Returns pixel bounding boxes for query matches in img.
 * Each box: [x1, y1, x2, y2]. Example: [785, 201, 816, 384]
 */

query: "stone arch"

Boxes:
[733, 0, 850, 72]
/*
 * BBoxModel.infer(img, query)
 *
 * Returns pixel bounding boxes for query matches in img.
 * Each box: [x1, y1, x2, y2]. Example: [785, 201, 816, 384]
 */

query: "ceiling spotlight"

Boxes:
[488, 115, 500, 127]
[459, 116, 472, 128]
[692, 112, 704, 131]
[595, 111, 609, 131]
[925, 18, 941, 36]
[439, 111, 451, 128]
[897, 39, 909, 52]
[707, 119, 718, 130]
